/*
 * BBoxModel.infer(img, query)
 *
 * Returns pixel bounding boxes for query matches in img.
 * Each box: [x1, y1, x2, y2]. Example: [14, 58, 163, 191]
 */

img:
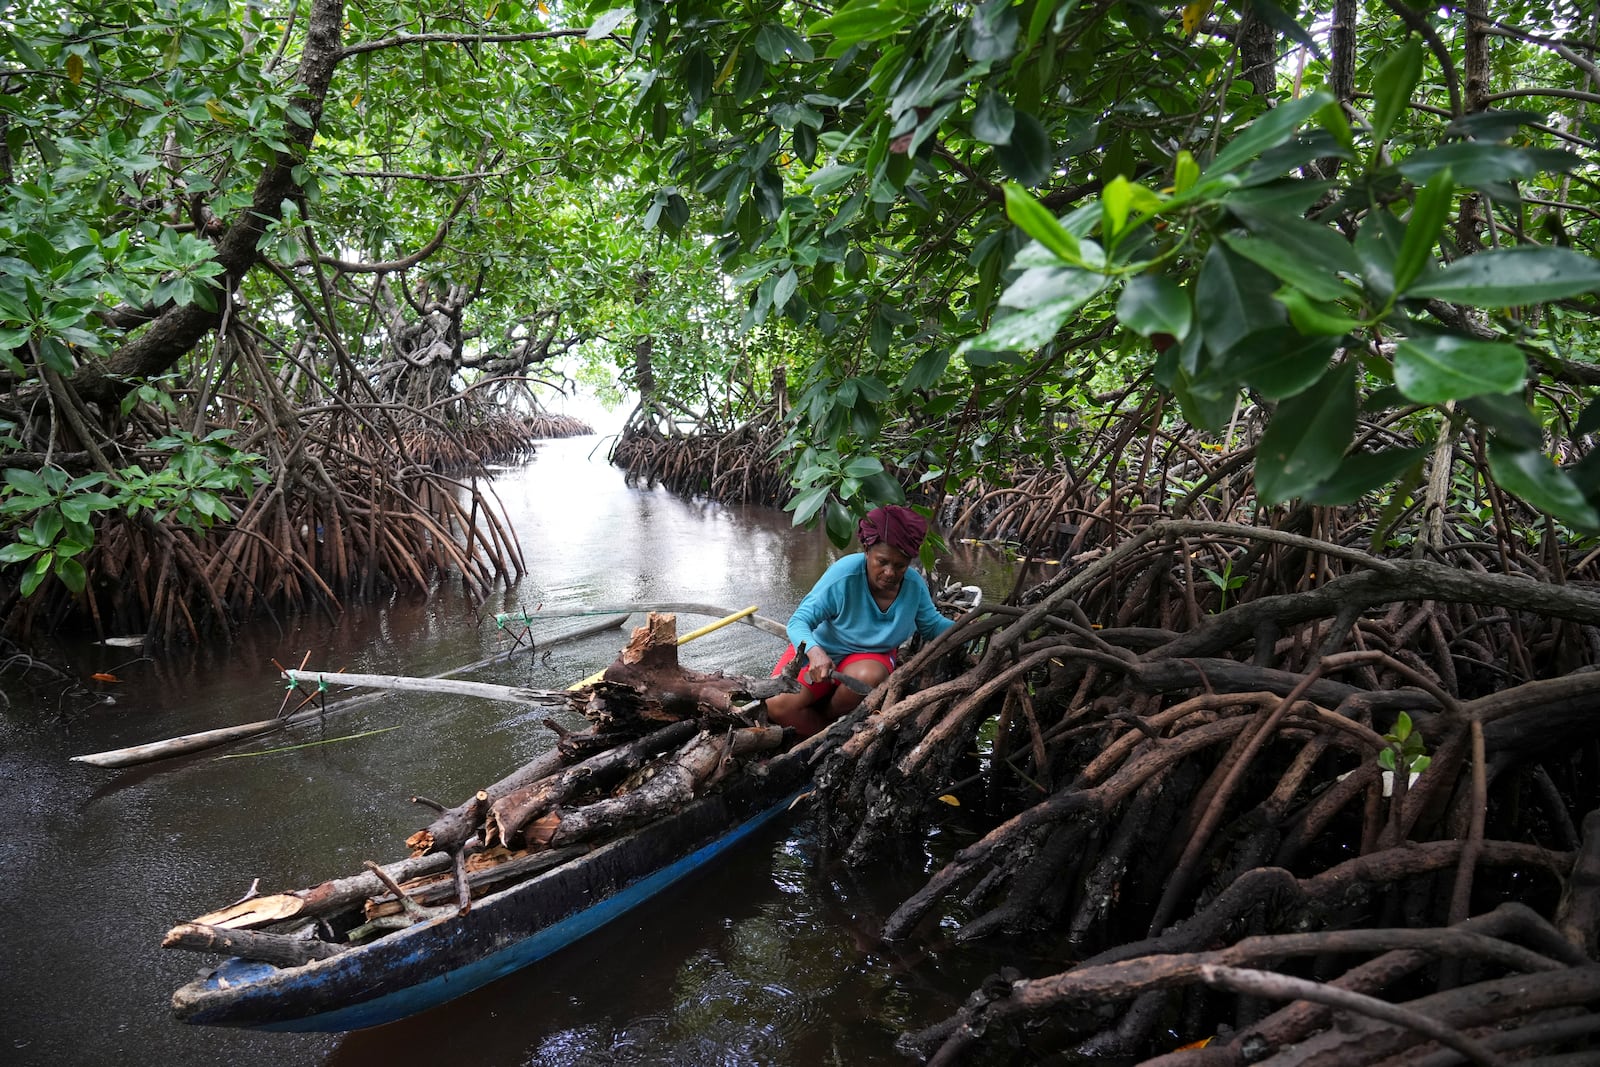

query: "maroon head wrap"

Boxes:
[858, 505, 927, 557]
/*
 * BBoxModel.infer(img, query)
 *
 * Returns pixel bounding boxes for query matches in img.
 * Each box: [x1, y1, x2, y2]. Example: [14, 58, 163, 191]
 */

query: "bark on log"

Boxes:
[590, 612, 800, 721]
[408, 751, 567, 856]
[1199, 964, 1509, 1067]
[193, 852, 454, 929]
[296, 851, 455, 916]
[1248, 966, 1600, 1066]
[489, 719, 701, 848]
[361, 844, 588, 919]
[162, 922, 342, 967]
[417, 612, 796, 854]
[527, 726, 786, 849]
[557, 721, 662, 760]
[1556, 807, 1600, 957]
[1004, 921, 1566, 1005]
[1147, 560, 1600, 662]
[1233, 903, 1589, 1065]
[1131, 657, 1415, 711]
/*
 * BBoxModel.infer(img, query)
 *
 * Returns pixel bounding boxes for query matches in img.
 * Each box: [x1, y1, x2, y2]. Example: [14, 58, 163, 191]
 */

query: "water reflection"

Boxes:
[329, 816, 1005, 1067]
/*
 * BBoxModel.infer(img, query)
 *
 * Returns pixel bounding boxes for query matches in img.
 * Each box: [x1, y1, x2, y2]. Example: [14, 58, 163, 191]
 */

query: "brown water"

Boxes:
[0, 436, 1024, 1067]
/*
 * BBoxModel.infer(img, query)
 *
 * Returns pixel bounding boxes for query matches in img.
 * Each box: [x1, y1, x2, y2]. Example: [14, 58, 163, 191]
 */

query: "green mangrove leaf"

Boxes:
[55, 556, 86, 593]
[1577, 395, 1600, 437]
[1397, 143, 1583, 186]
[995, 110, 1052, 186]
[1255, 362, 1357, 504]
[1488, 440, 1600, 530]
[999, 266, 1101, 310]
[1393, 334, 1526, 404]
[1003, 182, 1081, 264]
[1208, 92, 1332, 177]
[1276, 287, 1363, 336]
[1369, 40, 1424, 154]
[964, 274, 1104, 351]
[825, 499, 856, 544]
[1213, 327, 1341, 401]
[1393, 168, 1453, 293]
[1355, 209, 1403, 300]
[1117, 274, 1191, 340]
[1462, 393, 1543, 452]
[972, 91, 1015, 145]
[812, 1, 910, 45]
[1408, 246, 1600, 307]
[1222, 230, 1356, 303]
[586, 8, 631, 40]
[1174, 150, 1199, 194]
[1196, 244, 1285, 356]
[1171, 370, 1237, 434]
[1303, 446, 1430, 505]
[806, 163, 860, 194]
[788, 483, 831, 525]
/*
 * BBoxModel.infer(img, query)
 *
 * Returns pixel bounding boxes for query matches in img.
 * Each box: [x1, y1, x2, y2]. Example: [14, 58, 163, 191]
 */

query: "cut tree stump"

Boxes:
[585, 612, 800, 723]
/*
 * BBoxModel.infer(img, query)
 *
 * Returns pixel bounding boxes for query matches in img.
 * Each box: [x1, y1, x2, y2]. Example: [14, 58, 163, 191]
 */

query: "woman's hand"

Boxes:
[804, 644, 835, 685]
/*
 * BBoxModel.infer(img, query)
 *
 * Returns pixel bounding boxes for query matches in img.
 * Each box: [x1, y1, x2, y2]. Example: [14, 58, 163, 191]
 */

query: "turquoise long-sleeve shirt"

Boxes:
[786, 554, 954, 656]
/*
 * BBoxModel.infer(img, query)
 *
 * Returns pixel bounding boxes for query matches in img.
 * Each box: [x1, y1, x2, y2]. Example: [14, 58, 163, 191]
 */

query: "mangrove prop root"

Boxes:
[808, 516, 1600, 1063]
[5, 315, 566, 644]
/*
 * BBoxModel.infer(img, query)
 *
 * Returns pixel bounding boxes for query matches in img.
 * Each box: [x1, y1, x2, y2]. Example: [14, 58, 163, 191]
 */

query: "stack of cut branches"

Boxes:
[814, 519, 1600, 1064]
[163, 614, 799, 967]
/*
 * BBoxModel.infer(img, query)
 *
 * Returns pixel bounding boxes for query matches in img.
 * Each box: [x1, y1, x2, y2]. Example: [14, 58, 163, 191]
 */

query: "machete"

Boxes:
[828, 671, 873, 695]
[792, 642, 873, 695]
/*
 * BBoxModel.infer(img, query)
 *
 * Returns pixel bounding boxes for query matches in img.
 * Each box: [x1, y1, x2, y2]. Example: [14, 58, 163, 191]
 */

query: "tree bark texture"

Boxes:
[70, 0, 348, 407]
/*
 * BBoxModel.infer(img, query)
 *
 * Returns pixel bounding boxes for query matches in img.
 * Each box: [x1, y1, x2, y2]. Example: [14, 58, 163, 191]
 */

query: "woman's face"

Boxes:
[864, 542, 912, 599]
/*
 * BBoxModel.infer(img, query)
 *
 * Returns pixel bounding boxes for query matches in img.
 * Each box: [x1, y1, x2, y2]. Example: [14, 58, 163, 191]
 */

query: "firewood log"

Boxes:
[489, 719, 701, 848]
[162, 922, 342, 967]
[190, 852, 454, 930]
[361, 844, 588, 919]
[526, 725, 785, 849]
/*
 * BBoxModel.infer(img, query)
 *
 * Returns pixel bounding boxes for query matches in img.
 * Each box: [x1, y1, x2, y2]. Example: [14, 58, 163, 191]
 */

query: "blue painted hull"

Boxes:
[171, 754, 810, 1032]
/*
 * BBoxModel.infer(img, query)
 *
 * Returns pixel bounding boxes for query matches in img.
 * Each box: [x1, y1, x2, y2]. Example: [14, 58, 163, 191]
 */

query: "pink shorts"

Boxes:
[771, 644, 896, 699]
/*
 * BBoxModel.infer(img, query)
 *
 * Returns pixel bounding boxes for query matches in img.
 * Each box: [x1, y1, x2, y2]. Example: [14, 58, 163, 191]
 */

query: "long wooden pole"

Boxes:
[280, 671, 571, 705]
[493, 602, 787, 640]
[70, 613, 633, 769]
[288, 606, 766, 699]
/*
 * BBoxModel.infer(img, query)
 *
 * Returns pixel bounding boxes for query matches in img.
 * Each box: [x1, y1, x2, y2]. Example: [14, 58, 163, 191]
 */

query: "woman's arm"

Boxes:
[911, 572, 957, 640]
[787, 559, 850, 652]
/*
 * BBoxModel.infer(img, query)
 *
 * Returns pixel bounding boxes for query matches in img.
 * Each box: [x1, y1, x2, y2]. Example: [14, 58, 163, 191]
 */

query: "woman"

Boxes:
[765, 504, 955, 738]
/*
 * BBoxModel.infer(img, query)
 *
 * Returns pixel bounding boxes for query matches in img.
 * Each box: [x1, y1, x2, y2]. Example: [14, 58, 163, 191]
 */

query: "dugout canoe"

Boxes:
[169, 747, 811, 1032]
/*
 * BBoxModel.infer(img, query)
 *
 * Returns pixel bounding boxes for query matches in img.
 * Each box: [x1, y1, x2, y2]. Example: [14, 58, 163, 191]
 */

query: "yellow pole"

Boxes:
[570, 605, 761, 689]
[676, 604, 759, 643]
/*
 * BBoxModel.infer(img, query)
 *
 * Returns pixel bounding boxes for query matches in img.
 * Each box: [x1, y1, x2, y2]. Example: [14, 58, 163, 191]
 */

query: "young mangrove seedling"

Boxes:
[1201, 556, 1248, 612]
[1378, 711, 1431, 794]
